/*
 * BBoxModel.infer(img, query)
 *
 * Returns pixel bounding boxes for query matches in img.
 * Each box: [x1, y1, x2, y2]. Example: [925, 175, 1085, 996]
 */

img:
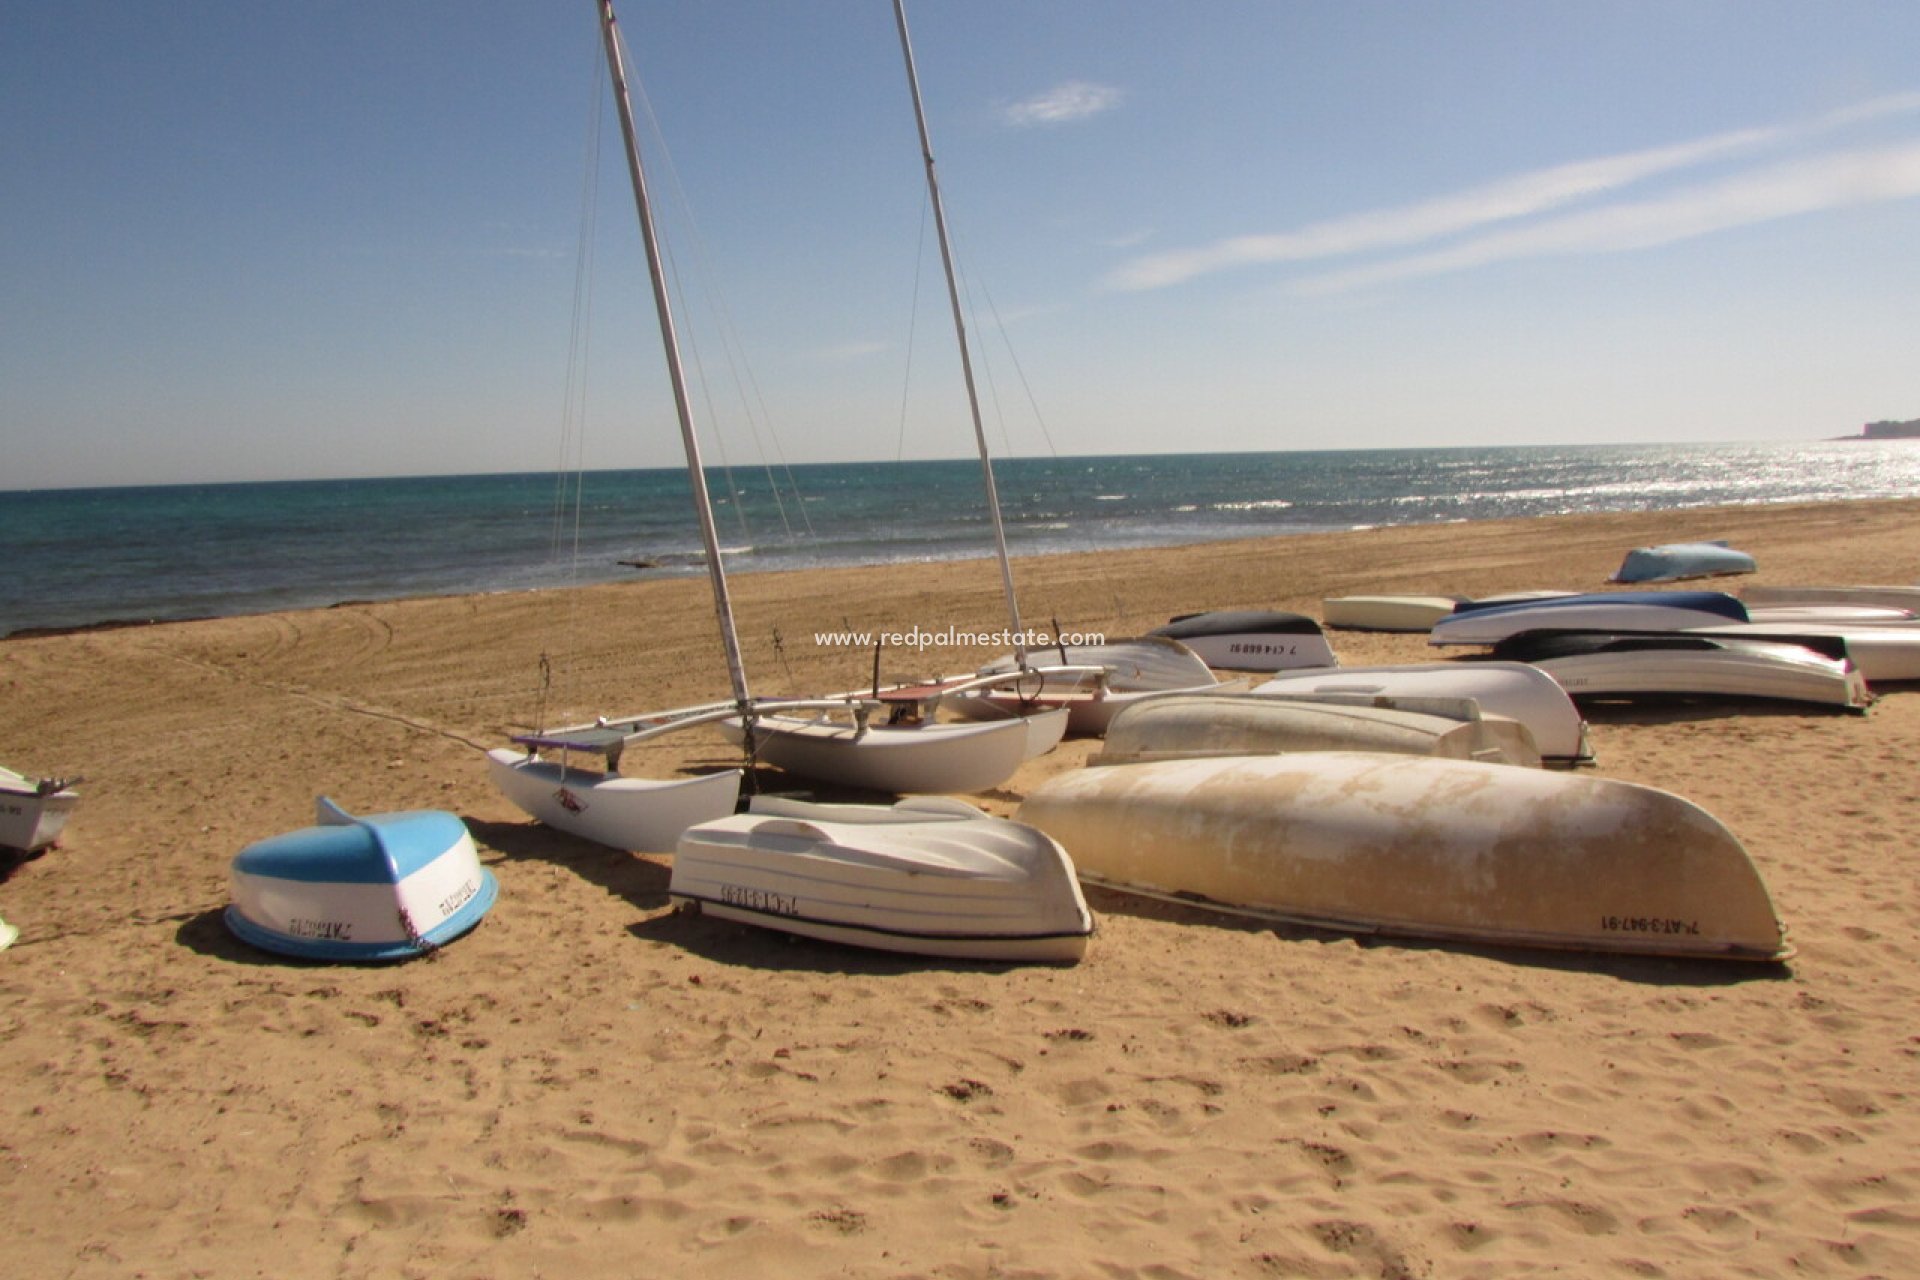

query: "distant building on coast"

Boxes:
[1860, 419, 1920, 440]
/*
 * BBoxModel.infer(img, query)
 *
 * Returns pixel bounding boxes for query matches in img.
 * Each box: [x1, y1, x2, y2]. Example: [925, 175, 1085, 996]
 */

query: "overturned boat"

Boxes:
[1147, 610, 1337, 672]
[671, 796, 1093, 962]
[1096, 692, 1541, 767]
[1018, 753, 1789, 961]
[1491, 631, 1873, 710]
[226, 799, 498, 961]
[1611, 541, 1755, 584]
[1252, 661, 1593, 766]
[1321, 595, 1462, 632]
[1432, 590, 1913, 647]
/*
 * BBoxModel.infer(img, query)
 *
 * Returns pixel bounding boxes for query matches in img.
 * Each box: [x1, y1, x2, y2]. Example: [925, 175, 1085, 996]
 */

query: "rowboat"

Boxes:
[1096, 692, 1541, 767]
[1490, 631, 1872, 709]
[1611, 541, 1756, 583]
[672, 796, 1093, 961]
[1432, 590, 1913, 647]
[226, 799, 498, 961]
[1018, 753, 1789, 961]
[1147, 610, 1337, 671]
[1252, 661, 1594, 765]
[1321, 595, 1462, 632]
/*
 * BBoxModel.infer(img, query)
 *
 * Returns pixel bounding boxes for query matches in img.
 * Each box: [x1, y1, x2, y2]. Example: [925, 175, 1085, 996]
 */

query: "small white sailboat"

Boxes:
[1018, 753, 1790, 961]
[1252, 661, 1594, 765]
[1096, 692, 1542, 767]
[1147, 610, 1338, 672]
[226, 799, 498, 961]
[672, 796, 1092, 962]
[1490, 631, 1873, 710]
[0, 765, 79, 854]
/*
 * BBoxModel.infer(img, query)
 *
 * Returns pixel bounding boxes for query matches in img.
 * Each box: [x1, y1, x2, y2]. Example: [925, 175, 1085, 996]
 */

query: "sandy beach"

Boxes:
[3, 497, 1918, 1279]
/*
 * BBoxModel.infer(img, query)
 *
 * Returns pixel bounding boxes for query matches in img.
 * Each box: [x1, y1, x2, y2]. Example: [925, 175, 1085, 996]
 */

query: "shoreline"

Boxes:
[3, 497, 1918, 1277]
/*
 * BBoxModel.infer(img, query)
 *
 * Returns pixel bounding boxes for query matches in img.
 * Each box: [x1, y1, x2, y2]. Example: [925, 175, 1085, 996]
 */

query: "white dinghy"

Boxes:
[1, 765, 80, 854]
[1252, 661, 1594, 765]
[1018, 754, 1790, 962]
[1685, 623, 1920, 684]
[1490, 631, 1873, 710]
[672, 797, 1093, 962]
[1147, 611, 1338, 672]
[1096, 692, 1541, 767]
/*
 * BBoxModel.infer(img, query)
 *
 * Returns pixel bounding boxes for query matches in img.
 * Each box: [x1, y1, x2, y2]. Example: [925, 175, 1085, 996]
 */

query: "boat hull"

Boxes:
[1493, 632, 1874, 708]
[1612, 541, 1755, 583]
[1321, 596, 1462, 632]
[487, 748, 742, 851]
[1099, 693, 1541, 767]
[226, 800, 498, 961]
[714, 709, 1064, 794]
[1018, 754, 1789, 961]
[672, 797, 1092, 961]
[1149, 611, 1338, 672]
[1252, 662, 1593, 765]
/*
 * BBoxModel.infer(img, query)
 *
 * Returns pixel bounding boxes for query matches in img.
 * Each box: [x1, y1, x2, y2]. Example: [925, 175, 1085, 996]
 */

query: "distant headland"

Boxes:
[1852, 419, 1920, 440]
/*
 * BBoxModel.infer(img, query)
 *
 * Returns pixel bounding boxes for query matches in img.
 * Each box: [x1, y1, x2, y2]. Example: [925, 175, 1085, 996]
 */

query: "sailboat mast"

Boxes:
[890, 0, 1027, 663]
[596, 0, 753, 709]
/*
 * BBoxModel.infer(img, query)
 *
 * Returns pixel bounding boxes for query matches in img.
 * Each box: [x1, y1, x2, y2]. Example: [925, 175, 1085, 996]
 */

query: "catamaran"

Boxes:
[491, 0, 1069, 851]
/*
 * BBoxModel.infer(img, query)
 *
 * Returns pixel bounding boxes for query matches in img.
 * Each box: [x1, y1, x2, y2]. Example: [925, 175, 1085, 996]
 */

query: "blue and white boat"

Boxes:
[1611, 541, 1756, 583]
[226, 799, 498, 961]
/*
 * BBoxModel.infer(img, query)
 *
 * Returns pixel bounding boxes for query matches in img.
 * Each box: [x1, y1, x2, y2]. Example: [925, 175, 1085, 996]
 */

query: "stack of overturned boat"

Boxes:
[1430, 589, 1919, 699]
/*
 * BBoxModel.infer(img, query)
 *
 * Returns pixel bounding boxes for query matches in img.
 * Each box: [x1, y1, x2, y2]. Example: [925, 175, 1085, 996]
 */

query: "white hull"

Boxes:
[1742, 585, 1920, 612]
[1494, 634, 1872, 708]
[0, 768, 79, 853]
[487, 748, 742, 852]
[1430, 592, 1751, 646]
[714, 708, 1065, 794]
[1252, 662, 1593, 765]
[1321, 595, 1461, 632]
[1691, 624, 1920, 683]
[1099, 693, 1541, 767]
[1018, 754, 1789, 961]
[672, 796, 1092, 961]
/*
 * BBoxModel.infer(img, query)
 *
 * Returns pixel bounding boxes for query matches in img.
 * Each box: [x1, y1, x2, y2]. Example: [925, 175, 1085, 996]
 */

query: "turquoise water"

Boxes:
[4, 441, 1916, 636]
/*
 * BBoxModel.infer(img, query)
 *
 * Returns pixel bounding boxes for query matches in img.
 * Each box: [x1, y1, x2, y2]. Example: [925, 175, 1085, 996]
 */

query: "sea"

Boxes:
[5, 440, 1917, 637]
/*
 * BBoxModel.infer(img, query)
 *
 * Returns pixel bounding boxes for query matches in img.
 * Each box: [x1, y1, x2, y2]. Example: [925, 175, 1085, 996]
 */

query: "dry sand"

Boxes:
[3, 498, 1918, 1278]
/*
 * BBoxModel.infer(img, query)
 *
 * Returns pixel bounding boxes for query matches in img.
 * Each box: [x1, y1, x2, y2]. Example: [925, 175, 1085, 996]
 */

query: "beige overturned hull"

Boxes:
[1018, 753, 1789, 961]
[1098, 693, 1542, 767]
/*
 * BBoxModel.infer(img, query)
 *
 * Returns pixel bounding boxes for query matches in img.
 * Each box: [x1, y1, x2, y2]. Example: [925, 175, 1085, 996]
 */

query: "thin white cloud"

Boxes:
[1291, 141, 1920, 295]
[1001, 81, 1121, 127]
[1105, 91, 1920, 292]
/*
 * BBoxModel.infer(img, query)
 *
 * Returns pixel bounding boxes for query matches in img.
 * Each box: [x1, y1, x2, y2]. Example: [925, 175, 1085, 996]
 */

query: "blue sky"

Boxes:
[5, 1, 1918, 490]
